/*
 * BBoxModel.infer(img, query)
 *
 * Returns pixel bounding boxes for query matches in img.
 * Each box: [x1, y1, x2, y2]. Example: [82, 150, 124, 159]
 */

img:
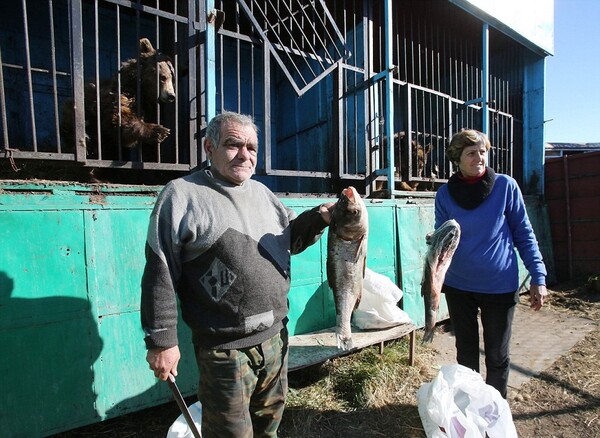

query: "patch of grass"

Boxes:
[282, 337, 438, 437]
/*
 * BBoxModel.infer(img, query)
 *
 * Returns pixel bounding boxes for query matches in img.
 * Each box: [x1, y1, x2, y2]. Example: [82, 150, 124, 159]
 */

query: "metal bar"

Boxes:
[155, 0, 161, 163]
[69, 0, 86, 162]
[49, 0, 61, 152]
[173, 1, 180, 165]
[206, 0, 217, 121]
[101, 0, 188, 23]
[481, 22, 489, 135]
[93, 0, 102, 160]
[167, 374, 202, 438]
[383, 0, 394, 194]
[188, 0, 198, 169]
[0, 45, 10, 149]
[273, 0, 326, 71]
[246, 0, 308, 88]
[21, 0, 37, 151]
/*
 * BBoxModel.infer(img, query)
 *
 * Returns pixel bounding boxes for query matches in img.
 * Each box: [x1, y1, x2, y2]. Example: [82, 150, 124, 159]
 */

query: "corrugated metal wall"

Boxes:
[545, 151, 600, 280]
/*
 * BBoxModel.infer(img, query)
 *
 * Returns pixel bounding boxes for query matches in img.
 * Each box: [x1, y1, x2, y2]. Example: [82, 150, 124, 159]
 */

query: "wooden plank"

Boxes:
[288, 323, 416, 371]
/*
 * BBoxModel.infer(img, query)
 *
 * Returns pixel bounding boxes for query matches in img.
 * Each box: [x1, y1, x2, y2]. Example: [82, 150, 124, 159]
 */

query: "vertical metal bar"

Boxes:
[173, 0, 181, 165]
[263, 42, 272, 172]
[155, 0, 162, 162]
[336, 62, 344, 177]
[0, 48, 9, 149]
[49, 0, 61, 152]
[188, 0, 198, 168]
[563, 156, 573, 279]
[134, 2, 142, 161]
[218, 2, 224, 114]
[21, 0, 37, 151]
[206, 0, 217, 121]
[383, 0, 394, 193]
[70, 0, 86, 161]
[114, 3, 123, 161]
[94, 0, 102, 160]
[236, 1, 241, 113]
[481, 22, 489, 135]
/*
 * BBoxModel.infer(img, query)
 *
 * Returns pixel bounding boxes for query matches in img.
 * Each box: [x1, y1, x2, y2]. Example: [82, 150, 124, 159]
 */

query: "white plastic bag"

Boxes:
[352, 268, 413, 329]
[416, 364, 517, 438]
[166, 401, 202, 438]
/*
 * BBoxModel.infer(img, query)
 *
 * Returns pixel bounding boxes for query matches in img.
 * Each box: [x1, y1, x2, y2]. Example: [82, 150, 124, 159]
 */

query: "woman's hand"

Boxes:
[529, 284, 548, 311]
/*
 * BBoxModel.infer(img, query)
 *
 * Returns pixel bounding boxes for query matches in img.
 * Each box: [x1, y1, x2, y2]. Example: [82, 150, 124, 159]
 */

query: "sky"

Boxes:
[545, 0, 600, 143]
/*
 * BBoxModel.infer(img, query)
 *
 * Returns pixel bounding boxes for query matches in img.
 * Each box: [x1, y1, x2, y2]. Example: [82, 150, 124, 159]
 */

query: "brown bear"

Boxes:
[61, 38, 175, 161]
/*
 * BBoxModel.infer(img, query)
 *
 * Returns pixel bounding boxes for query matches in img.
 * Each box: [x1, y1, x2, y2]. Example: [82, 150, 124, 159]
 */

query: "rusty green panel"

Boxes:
[93, 311, 198, 419]
[283, 198, 332, 335]
[85, 209, 150, 315]
[364, 200, 397, 276]
[0, 209, 98, 436]
[0, 210, 88, 321]
[396, 203, 448, 329]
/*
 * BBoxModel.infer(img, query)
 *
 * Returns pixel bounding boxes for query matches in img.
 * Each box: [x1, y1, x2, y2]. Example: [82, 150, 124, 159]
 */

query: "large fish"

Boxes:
[327, 186, 369, 351]
[421, 219, 461, 344]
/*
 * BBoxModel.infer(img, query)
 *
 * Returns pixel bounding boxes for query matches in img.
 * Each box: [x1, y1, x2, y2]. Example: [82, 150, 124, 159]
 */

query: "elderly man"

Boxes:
[141, 111, 334, 437]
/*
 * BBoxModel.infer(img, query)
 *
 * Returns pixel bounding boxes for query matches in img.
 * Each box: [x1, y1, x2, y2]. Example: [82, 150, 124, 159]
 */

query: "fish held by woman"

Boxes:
[421, 219, 461, 344]
[327, 186, 369, 351]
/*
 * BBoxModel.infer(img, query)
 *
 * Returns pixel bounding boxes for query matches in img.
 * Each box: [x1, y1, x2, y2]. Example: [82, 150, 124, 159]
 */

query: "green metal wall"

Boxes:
[0, 183, 550, 436]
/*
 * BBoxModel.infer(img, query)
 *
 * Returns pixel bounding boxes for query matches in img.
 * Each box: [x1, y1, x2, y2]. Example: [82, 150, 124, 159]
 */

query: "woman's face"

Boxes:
[458, 144, 487, 177]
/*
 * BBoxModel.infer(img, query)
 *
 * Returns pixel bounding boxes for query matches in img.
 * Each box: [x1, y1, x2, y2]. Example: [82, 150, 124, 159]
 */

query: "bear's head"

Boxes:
[138, 38, 176, 105]
[118, 38, 176, 114]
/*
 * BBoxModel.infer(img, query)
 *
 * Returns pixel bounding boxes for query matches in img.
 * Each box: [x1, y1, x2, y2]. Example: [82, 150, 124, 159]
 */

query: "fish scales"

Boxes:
[327, 186, 369, 351]
[421, 219, 461, 344]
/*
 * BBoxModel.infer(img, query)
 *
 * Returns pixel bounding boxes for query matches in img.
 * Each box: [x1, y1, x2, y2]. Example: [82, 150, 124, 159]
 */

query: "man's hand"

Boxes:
[146, 345, 181, 381]
[529, 284, 548, 311]
[319, 202, 336, 225]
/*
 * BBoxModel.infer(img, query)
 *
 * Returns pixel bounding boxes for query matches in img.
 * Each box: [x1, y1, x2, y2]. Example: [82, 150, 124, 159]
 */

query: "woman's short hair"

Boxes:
[446, 129, 491, 164]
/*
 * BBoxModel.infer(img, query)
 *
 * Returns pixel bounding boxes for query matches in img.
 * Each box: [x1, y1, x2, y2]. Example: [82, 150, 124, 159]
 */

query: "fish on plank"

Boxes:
[327, 186, 369, 351]
[421, 219, 461, 344]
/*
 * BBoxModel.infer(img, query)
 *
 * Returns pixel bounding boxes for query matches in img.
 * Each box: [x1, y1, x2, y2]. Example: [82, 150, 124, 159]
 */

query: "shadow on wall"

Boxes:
[0, 271, 104, 436]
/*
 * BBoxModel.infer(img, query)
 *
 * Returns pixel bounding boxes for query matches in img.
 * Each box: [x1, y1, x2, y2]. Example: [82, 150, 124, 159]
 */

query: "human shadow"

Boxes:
[0, 271, 103, 437]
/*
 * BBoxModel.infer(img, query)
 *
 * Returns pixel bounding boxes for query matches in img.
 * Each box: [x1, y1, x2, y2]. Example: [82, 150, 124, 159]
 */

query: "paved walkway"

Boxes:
[428, 302, 597, 394]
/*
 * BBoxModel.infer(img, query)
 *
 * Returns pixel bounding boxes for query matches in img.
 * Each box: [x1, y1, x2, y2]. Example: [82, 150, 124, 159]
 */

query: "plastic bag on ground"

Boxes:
[416, 364, 517, 438]
[166, 401, 202, 438]
[352, 267, 413, 329]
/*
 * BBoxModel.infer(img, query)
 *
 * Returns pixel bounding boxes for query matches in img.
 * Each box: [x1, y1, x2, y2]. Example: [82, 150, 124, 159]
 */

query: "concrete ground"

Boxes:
[428, 302, 597, 394]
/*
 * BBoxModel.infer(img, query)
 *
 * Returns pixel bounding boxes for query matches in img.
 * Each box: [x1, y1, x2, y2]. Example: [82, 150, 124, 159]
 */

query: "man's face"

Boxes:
[205, 121, 258, 185]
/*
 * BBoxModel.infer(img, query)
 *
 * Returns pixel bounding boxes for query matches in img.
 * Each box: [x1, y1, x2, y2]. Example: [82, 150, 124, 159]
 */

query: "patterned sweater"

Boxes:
[141, 169, 327, 350]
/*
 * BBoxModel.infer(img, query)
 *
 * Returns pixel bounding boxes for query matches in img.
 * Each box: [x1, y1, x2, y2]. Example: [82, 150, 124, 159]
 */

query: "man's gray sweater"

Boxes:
[141, 169, 327, 350]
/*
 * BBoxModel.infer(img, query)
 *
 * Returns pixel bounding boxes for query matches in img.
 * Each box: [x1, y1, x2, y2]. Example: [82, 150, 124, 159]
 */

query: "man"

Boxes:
[141, 111, 334, 437]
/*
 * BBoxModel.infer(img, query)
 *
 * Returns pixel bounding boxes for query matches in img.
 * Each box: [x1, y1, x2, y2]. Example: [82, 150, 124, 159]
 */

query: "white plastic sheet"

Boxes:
[416, 364, 517, 438]
[352, 268, 412, 329]
[166, 401, 202, 438]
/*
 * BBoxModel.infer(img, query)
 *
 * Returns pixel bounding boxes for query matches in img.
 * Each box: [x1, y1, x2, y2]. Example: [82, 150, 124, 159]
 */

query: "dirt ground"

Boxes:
[52, 277, 600, 437]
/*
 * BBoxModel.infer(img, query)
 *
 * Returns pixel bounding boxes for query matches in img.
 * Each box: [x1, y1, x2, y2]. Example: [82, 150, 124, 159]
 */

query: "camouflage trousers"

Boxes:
[195, 327, 289, 438]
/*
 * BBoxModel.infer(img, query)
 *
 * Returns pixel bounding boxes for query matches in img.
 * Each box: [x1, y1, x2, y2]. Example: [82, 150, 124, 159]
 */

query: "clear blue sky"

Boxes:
[545, 0, 600, 143]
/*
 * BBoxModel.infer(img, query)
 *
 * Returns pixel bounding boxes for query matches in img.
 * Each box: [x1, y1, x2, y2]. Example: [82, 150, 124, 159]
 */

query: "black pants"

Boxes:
[443, 286, 517, 399]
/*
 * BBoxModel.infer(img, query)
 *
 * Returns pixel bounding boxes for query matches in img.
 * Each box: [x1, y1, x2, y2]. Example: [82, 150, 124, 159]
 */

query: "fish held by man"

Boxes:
[421, 219, 461, 344]
[327, 186, 369, 351]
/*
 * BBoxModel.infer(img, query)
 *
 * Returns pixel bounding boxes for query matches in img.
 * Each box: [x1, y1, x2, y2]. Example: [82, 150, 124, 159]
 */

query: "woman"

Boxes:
[435, 129, 548, 398]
